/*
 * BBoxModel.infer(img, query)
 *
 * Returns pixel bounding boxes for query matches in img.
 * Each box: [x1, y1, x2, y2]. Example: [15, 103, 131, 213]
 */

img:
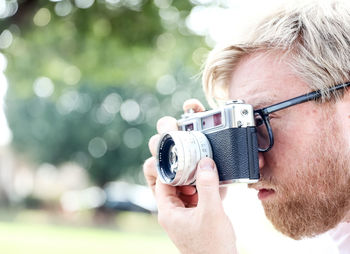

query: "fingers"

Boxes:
[143, 157, 157, 194]
[195, 158, 222, 212]
[149, 116, 178, 157]
[178, 185, 197, 195]
[151, 99, 205, 159]
[146, 99, 207, 209]
[178, 192, 198, 208]
[183, 99, 206, 113]
[146, 159, 198, 208]
[155, 99, 205, 136]
[156, 97, 206, 136]
[148, 134, 160, 157]
[155, 178, 185, 209]
[157, 116, 178, 134]
[177, 186, 198, 207]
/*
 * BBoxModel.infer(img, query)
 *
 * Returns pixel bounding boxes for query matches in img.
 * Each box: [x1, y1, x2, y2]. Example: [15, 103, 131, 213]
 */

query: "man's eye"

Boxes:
[255, 117, 263, 127]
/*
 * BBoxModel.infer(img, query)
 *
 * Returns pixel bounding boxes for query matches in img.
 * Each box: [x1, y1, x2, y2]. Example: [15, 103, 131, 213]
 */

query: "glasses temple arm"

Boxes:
[256, 82, 350, 115]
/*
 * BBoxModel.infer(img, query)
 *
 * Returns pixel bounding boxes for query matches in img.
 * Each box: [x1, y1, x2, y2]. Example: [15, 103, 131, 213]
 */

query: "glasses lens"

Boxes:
[255, 114, 270, 151]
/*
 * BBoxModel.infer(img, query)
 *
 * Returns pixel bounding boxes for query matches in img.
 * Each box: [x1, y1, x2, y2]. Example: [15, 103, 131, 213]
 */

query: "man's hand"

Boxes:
[143, 99, 238, 254]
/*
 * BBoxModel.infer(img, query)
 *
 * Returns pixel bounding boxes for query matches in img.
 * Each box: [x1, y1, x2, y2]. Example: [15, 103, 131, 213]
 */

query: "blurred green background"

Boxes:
[0, 0, 219, 253]
[2, 0, 210, 187]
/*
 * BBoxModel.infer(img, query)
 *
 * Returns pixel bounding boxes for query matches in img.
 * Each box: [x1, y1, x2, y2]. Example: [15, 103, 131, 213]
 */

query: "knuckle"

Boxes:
[182, 98, 205, 113]
[183, 98, 200, 106]
[148, 134, 159, 147]
[148, 134, 160, 156]
[143, 157, 156, 175]
[156, 116, 173, 125]
[156, 116, 177, 134]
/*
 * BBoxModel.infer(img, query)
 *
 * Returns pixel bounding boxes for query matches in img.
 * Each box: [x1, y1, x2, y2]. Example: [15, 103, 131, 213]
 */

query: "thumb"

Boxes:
[196, 158, 222, 211]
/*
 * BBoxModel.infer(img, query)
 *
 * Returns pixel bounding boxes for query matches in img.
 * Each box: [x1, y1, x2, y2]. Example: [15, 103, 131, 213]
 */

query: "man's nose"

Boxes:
[258, 152, 265, 169]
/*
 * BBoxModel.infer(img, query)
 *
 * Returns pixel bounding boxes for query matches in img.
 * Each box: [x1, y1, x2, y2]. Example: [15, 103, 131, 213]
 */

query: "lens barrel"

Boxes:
[156, 131, 212, 186]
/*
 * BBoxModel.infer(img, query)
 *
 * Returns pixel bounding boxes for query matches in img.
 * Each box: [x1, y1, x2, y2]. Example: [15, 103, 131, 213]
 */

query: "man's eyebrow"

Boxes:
[251, 97, 278, 110]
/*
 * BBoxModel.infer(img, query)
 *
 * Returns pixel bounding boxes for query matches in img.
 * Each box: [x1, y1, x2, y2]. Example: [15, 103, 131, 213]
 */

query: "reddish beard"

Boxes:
[261, 159, 350, 240]
[251, 113, 350, 240]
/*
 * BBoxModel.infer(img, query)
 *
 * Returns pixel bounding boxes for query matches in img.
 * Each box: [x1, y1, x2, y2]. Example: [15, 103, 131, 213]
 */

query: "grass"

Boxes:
[0, 210, 179, 254]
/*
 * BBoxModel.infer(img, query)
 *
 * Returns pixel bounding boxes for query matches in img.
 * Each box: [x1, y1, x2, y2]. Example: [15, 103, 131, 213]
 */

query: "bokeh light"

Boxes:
[33, 8, 51, 27]
[154, 0, 172, 9]
[0, 0, 18, 19]
[156, 74, 177, 95]
[159, 6, 180, 29]
[0, 29, 13, 49]
[75, 0, 95, 9]
[33, 77, 55, 98]
[123, 128, 143, 149]
[56, 90, 80, 114]
[63, 65, 81, 85]
[0, 53, 7, 73]
[120, 99, 140, 122]
[34, 163, 60, 200]
[88, 137, 108, 158]
[13, 167, 34, 199]
[102, 93, 122, 114]
[95, 105, 115, 125]
[60, 186, 106, 212]
[0, 53, 11, 146]
[54, 0, 73, 17]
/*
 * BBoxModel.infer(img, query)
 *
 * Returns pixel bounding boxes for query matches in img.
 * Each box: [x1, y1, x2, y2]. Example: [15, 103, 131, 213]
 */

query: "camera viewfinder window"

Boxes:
[201, 112, 222, 130]
[185, 123, 194, 131]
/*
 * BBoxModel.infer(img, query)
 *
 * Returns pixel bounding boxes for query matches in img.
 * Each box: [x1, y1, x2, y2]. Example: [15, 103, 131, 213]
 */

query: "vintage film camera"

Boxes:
[156, 100, 260, 186]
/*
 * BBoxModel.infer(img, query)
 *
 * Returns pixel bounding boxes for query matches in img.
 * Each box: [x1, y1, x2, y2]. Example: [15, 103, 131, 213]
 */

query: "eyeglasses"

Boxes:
[254, 82, 350, 152]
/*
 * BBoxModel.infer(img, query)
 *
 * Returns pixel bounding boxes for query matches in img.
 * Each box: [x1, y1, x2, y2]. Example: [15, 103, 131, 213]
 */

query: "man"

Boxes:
[143, 1, 350, 253]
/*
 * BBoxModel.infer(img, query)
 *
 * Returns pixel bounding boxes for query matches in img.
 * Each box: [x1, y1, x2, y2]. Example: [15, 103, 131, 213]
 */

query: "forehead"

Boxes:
[228, 52, 310, 109]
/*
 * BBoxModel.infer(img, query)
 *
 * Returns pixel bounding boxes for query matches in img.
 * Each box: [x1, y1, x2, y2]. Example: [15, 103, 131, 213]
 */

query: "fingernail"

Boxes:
[199, 159, 214, 171]
[185, 108, 195, 114]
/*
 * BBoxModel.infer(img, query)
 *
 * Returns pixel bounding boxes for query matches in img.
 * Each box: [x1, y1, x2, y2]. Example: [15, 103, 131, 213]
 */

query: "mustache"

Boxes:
[248, 174, 278, 190]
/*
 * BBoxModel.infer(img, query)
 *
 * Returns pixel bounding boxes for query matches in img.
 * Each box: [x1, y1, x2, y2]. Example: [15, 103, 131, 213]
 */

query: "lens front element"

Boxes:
[168, 144, 178, 174]
[156, 131, 213, 186]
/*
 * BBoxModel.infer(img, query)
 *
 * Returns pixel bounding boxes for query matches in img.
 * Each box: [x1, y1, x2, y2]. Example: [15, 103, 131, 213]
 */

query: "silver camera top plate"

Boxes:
[178, 101, 255, 134]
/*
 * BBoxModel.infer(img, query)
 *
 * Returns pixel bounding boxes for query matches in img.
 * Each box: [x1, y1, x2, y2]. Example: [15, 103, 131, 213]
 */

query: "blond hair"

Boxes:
[203, 0, 350, 108]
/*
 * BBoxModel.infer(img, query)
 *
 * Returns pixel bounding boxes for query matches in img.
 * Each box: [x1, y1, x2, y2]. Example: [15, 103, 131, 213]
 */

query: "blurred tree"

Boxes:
[1, 0, 210, 186]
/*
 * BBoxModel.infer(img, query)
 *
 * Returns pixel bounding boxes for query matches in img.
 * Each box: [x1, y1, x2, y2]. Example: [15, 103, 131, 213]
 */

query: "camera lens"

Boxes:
[157, 135, 177, 181]
[156, 131, 212, 186]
